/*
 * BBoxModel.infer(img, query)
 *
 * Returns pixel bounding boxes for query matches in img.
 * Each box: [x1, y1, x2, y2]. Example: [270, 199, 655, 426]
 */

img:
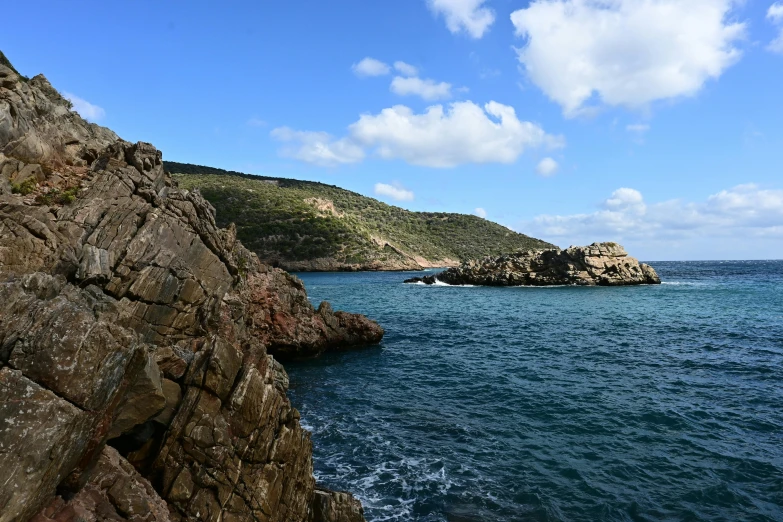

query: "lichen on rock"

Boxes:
[0, 51, 378, 522]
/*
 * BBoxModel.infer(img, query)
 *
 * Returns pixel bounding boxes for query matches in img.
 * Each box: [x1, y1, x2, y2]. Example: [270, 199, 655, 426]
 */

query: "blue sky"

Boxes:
[4, 0, 783, 260]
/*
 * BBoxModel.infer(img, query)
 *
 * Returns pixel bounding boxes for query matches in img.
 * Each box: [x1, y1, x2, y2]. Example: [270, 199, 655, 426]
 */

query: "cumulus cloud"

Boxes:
[768, 2, 783, 54]
[350, 101, 563, 168]
[270, 127, 365, 167]
[352, 57, 391, 77]
[510, 0, 745, 116]
[427, 0, 495, 38]
[474, 207, 488, 218]
[536, 157, 559, 176]
[394, 61, 419, 77]
[374, 182, 415, 201]
[273, 101, 561, 168]
[390, 76, 452, 100]
[524, 184, 783, 252]
[63, 92, 105, 122]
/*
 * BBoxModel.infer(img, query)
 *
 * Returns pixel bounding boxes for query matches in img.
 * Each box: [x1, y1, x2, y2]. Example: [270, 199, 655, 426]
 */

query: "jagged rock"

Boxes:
[309, 489, 365, 522]
[0, 51, 377, 522]
[0, 367, 93, 522]
[405, 242, 661, 287]
[0, 59, 118, 167]
[30, 446, 172, 522]
[109, 352, 166, 439]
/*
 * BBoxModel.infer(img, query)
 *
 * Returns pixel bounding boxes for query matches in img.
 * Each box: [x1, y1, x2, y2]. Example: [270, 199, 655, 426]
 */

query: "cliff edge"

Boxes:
[405, 242, 661, 286]
[0, 52, 377, 522]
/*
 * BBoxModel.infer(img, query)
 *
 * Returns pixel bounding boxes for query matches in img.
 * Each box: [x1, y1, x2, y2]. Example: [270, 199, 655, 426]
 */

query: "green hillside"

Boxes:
[167, 161, 556, 271]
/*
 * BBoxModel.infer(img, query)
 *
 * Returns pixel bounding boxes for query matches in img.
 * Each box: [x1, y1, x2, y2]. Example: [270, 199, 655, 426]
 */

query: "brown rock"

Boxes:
[310, 489, 365, 522]
[109, 352, 166, 439]
[29, 446, 172, 522]
[0, 368, 92, 522]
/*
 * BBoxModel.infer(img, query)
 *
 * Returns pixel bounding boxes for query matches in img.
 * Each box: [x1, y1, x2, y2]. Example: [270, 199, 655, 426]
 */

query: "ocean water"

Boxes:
[287, 261, 783, 522]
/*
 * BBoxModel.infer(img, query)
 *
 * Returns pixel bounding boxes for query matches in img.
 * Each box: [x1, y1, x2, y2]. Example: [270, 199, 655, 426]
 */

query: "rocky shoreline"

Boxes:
[404, 243, 661, 287]
[0, 52, 379, 522]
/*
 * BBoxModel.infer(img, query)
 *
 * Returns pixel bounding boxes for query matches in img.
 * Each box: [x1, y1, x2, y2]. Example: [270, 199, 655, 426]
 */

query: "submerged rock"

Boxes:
[404, 242, 661, 287]
[0, 50, 376, 522]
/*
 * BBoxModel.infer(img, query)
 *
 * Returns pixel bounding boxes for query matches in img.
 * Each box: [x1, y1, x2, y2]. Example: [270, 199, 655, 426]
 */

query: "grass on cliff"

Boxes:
[167, 161, 556, 267]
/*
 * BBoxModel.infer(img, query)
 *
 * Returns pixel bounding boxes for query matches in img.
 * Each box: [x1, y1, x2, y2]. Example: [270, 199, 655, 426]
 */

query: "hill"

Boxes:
[167, 161, 557, 271]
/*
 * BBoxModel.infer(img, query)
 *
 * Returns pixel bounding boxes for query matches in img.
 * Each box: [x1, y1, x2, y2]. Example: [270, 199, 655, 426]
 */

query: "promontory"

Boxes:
[0, 51, 378, 522]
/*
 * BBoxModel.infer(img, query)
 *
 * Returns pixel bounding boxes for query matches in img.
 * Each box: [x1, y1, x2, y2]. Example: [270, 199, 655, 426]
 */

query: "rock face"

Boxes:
[0, 51, 379, 522]
[404, 243, 661, 286]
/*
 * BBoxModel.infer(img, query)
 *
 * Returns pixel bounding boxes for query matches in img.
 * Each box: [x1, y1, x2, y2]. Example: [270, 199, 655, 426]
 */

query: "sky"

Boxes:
[3, 0, 783, 260]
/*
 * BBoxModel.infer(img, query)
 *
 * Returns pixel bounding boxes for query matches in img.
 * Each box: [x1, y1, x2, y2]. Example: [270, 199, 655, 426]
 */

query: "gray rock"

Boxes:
[405, 242, 661, 287]
[0, 51, 377, 522]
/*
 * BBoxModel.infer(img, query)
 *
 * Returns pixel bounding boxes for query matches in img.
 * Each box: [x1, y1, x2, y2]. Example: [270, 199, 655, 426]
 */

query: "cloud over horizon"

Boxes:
[270, 127, 365, 167]
[63, 92, 106, 122]
[523, 184, 783, 256]
[374, 182, 415, 201]
[511, 0, 745, 116]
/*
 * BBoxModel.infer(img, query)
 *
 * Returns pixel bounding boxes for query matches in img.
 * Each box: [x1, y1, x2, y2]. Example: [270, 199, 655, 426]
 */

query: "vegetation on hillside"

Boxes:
[167, 161, 556, 269]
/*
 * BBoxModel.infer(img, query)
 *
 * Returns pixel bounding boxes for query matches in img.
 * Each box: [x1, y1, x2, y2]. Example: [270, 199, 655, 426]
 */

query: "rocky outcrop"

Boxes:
[0, 52, 377, 522]
[405, 242, 661, 286]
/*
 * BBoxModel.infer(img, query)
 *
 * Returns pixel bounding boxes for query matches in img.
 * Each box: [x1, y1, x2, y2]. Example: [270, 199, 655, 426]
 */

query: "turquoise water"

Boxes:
[287, 262, 783, 522]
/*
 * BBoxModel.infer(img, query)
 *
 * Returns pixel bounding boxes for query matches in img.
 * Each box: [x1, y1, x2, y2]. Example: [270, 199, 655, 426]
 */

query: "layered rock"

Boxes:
[405, 242, 661, 286]
[0, 51, 379, 522]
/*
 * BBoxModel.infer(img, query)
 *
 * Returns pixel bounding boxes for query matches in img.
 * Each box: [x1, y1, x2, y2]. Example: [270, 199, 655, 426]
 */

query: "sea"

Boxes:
[287, 261, 783, 522]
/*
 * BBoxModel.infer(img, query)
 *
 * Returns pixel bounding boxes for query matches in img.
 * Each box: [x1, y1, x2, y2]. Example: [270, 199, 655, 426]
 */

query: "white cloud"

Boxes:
[474, 207, 487, 218]
[352, 57, 391, 77]
[350, 101, 562, 168]
[63, 92, 105, 122]
[523, 185, 783, 257]
[768, 3, 783, 54]
[247, 117, 267, 127]
[394, 61, 419, 77]
[270, 127, 365, 167]
[536, 157, 559, 176]
[626, 124, 650, 133]
[510, 0, 745, 116]
[390, 76, 452, 101]
[374, 182, 415, 201]
[427, 0, 495, 39]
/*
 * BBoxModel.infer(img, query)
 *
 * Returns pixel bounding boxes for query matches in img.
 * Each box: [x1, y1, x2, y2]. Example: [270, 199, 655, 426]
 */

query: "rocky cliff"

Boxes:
[0, 51, 378, 522]
[404, 243, 661, 286]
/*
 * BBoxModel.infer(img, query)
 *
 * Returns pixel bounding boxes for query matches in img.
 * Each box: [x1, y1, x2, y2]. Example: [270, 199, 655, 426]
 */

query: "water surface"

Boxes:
[288, 261, 783, 521]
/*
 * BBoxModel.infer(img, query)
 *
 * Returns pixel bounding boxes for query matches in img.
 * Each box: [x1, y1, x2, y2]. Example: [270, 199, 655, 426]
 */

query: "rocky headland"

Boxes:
[0, 51, 380, 522]
[404, 243, 661, 286]
[168, 164, 555, 272]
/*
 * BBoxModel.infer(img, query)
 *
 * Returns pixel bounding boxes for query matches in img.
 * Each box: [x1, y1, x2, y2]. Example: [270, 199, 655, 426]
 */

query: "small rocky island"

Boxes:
[404, 242, 661, 286]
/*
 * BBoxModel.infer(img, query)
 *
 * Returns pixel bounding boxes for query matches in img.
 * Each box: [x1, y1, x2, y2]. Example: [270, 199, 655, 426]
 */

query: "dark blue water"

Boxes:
[287, 261, 783, 522]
